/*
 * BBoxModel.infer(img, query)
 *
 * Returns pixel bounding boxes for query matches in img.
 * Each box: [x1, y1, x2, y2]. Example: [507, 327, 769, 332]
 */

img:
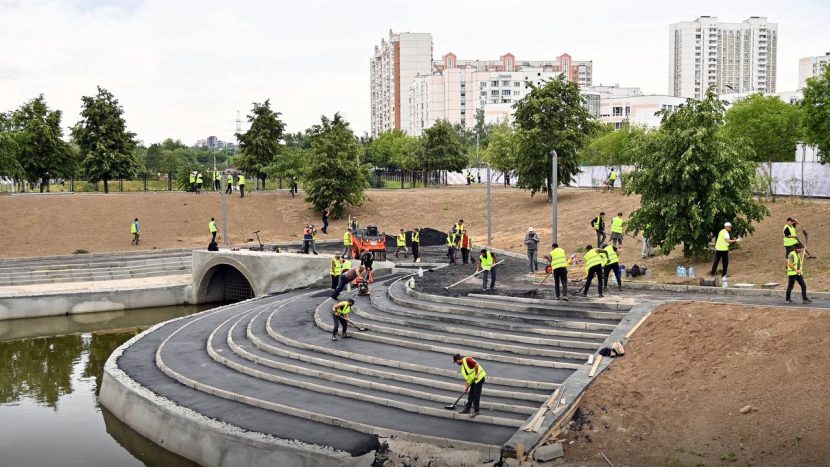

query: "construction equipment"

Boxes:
[443, 260, 505, 290]
[443, 390, 467, 410]
[350, 225, 387, 261]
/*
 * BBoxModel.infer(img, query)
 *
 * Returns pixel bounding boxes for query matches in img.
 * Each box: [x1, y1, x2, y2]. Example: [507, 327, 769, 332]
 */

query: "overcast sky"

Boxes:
[1, 0, 828, 145]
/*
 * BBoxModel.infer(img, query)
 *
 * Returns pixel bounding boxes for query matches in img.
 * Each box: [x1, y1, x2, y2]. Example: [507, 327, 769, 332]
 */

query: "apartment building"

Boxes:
[669, 16, 777, 99]
[798, 53, 830, 89]
[370, 30, 433, 137]
[599, 95, 687, 130]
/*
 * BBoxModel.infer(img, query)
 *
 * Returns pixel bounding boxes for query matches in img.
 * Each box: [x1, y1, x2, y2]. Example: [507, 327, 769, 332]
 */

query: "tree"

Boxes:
[580, 122, 645, 167]
[71, 87, 139, 193]
[513, 75, 597, 200]
[801, 65, 830, 162]
[235, 100, 285, 187]
[722, 93, 803, 162]
[484, 122, 516, 175]
[365, 129, 409, 169]
[303, 113, 369, 217]
[266, 146, 307, 188]
[422, 119, 466, 174]
[0, 113, 22, 178]
[624, 89, 769, 258]
[10, 95, 73, 191]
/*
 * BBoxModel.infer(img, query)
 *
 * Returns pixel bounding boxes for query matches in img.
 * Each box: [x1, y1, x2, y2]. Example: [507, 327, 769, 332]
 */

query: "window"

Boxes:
[513, 90, 520, 96]
[502, 80, 510, 86]
[625, 106, 630, 116]
[491, 80, 499, 87]
[480, 91, 486, 96]
[501, 99, 511, 104]
[612, 106, 623, 116]
[491, 90, 499, 97]
[514, 81, 521, 87]
[614, 122, 622, 130]
[502, 89, 511, 96]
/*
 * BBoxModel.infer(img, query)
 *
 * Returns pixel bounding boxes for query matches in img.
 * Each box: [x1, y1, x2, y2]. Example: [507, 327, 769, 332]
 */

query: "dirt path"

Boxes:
[1, 187, 829, 289]
[561, 302, 830, 466]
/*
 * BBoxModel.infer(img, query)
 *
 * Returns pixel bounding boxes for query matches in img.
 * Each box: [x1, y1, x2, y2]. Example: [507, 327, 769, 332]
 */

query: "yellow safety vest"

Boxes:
[397, 233, 406, 247]
[479, 251, 494, 270]
[611, 217, 623, 234]
[331, 258, 342, 276]
[604, 245, 619, 264]
[783, 225, 798, 247]
[447, 233, 456, 246]
[343, 231, 352, 245]
[227, 174, 233, 183]
[214, 172, 221, 181]
[209, 221, 217, 233]
[342, 260, 352, 270]
[609, 171, 617, 181]
[592, 216, 602, 231]
[412, 231, 420, 243]
[189, 174, 196, 183]
[238, 175, 246, 185]
[334, 302, 351, 316]
[787, 251, 801, 276]
[131, 222, 138, 234]
[550, 248, 567, 270]
[584, 249, 602, 271]
[196, 174, 203, 183]
[715, 229, 729, 251]
[461, 358, 486, 384]
[455, 223, 464, 233]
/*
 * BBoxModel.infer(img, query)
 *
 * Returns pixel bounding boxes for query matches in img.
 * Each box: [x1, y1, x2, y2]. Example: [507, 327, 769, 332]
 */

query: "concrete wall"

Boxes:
[0, 283, 191, 321]
[192, 250, 333, 304]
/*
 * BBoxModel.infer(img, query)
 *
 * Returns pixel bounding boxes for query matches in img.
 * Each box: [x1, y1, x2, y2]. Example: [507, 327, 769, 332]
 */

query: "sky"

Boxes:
[1, 0, 828, 145]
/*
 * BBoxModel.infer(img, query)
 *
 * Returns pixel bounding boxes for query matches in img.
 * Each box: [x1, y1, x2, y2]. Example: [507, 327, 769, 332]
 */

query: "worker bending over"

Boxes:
[582, 244, 604, 298]
[331, 264, 365, 300]
[331, 298, 355, 341]
[453, 354, 486, 416]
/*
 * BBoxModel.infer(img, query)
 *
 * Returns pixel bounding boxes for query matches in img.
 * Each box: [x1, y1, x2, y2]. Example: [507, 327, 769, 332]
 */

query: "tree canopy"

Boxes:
[801, 65, 830, 162]
[0, 113, 22, 178]
[721, 93, 803, 162]
[71, 87, 139, 193]
[365, 129, 409, 169]
[580, 122, 645, 167]
[484, 122, 516, 175]
[624, 89, 769, 258]
[421, 119, 466, 173]
[303, 113, 369, 218]
[10, 95, 74, 191]
[513, 75, 596, 200]
[235, 99, 285, 185]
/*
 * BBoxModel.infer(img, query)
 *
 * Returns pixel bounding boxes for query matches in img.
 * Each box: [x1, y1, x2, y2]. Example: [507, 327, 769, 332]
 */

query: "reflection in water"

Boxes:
[0, 305, 209, 466]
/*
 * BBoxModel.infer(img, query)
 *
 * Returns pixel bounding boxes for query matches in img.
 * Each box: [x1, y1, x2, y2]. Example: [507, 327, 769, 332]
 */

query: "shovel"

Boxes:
[444, 391, 467, 410]
[532, 265, 552, 295]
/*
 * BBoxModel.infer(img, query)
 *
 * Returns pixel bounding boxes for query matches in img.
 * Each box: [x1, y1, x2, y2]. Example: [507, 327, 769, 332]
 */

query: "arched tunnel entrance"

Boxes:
[199, 264, 255, 304]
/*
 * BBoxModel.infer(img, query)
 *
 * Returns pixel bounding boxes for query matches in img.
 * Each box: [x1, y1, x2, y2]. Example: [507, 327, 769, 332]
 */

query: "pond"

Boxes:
[0, 305, 213, 467]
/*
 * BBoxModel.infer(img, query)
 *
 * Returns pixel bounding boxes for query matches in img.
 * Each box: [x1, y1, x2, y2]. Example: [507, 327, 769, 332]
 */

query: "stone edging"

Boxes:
[624, 280, 830, 299]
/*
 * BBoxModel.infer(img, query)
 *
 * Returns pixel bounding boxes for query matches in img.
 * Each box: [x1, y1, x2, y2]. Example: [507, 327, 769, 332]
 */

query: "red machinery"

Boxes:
[350, 225, 387, 261]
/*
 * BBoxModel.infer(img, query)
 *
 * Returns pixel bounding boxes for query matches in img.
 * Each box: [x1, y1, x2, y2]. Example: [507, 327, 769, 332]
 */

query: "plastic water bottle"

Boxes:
[417, 267, 424, 278]
[688, 266, 696, 278]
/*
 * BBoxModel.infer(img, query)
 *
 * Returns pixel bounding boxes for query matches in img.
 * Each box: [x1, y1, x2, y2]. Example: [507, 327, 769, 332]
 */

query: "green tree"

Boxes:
[484, 122, 516, 174]
[624, 90, 769, 258]
[10, 95, 73, 192]
[304, 113, 369, 217]
[422, 119, 466, 175]
[722, 93, 803, 162]
[580, 122, 645, 167]
[801, 65, 830, 162]
[365, 129, 409, 168]
[513, 75, 597, 200]
[71, 87, 139, 193]
[0, 113, 22, 178]
[266, 146, 307, 189]
[235, 100, 285, 188]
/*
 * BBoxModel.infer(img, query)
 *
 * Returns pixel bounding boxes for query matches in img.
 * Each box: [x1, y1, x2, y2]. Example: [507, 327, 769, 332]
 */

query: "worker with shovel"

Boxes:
[452, 354, 486, 416]
[544, 243, 569, 301]
[331, 298, 355, 341]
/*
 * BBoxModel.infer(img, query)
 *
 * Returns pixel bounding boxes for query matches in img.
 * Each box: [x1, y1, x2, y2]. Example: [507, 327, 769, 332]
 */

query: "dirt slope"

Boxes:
[562, 302, 830, 466]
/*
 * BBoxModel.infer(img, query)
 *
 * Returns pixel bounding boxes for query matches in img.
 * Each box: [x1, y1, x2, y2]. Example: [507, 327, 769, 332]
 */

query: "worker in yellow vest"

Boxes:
[209, 217, 218, 242]
[196, 172, 203, 194]
[330, 255, 343, 291]
[608, 168, 617, 189]
[411, 228, 421, 262]
[581, 244, 604, 298]
[785, 244, 811, 304]
[477, 248, 497, 291]
[454, 219, 465, 234]
[447, 229, 458, 265]
[610, 212, 624, 247]
[783, 217, 799, 258]
[130, 218, 140, 246]
[189, 171, 196, 192]
[545, 243, 568, 300]
[226, 172, 234, 194]
[395, 229, 409, 259]
[213, 171, 221, 190]
[342, 228, 353, 259]
[238, 174, 246, 198]
[710, 222, 737, 278]
[603, 243, 622, 291]
[331, 298, 355, 341]
[453, 354, 486, 416]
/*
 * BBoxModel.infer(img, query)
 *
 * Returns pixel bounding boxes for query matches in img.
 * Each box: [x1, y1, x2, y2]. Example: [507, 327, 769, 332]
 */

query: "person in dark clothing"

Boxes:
[360, 251, 375, 283]
[459, 230, 472, 264]
[591, 212, 606, 248]
[453, 354, 486, 416]
[322, 208, 329, 234]
[581, 244, 604, 298]
[411, 228, 421, 262]
[602, 244, 622, 291]
[331, 265, 365, 300]
[785, 243, 811, 304]
[331, 298, 354, 341]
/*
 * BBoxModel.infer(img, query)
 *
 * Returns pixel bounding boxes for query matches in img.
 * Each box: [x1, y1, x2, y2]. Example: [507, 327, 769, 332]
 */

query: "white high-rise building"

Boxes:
[798, 53, 830, 89]
[669, 16, 777, 99]
[370, 30, 433, 137]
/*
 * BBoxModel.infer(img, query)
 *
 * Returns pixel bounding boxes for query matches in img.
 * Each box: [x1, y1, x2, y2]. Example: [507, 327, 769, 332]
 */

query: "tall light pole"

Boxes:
[550, 150, 558, 243]
[481, 131, 492, 247]
[221, 170, 228, 247]
[801, 144, 806, 198]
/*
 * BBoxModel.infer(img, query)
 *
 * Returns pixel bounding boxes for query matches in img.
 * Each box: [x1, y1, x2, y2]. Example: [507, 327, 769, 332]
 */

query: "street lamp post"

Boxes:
[550, 150, 558, 243]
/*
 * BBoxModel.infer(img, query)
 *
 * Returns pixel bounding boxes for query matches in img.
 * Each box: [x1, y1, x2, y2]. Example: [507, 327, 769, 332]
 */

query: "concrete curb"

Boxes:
[312, 300, 583, 370]
[624, 280, 830, 299]
[99, 300, 375, 467]
[466, 293, 633, 311]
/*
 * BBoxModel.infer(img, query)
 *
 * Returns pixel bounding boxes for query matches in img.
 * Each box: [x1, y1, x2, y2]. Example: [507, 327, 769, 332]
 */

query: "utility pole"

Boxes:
[550, 150, 558, 243]
[483, 131, 492, 247]
[221, 170, 229, 247]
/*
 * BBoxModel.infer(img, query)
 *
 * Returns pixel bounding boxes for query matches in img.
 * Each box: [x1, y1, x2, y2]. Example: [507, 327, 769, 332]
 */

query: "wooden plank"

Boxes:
[521, 387, 561, 431]
[624, 311, 652, 339]
[588, 355, 603, 377]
